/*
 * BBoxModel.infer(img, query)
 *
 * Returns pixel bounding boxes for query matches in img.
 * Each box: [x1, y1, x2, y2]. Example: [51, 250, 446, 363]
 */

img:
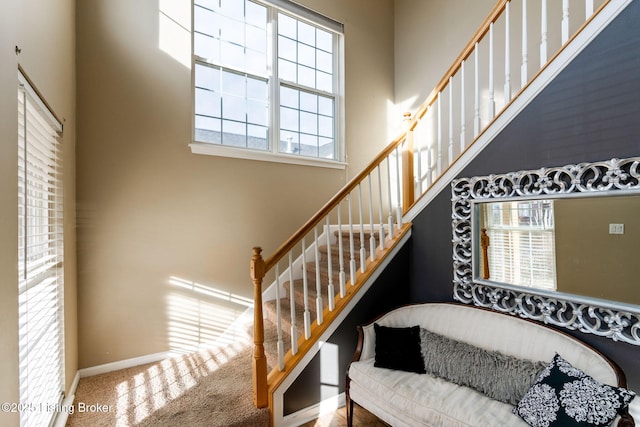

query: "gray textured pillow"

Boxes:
[420, 328, 546, 405]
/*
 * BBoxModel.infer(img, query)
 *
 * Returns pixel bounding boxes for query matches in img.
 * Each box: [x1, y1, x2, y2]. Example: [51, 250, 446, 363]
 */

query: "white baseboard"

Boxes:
[78, 351, 172, 378]
[52, 371, 80, 427]
[281, 392, 346, 426]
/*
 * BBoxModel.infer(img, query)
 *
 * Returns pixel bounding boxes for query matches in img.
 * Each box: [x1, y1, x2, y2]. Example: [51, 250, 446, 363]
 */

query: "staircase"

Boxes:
[262, 230, 376, 354]
[250, 0, 633, 424]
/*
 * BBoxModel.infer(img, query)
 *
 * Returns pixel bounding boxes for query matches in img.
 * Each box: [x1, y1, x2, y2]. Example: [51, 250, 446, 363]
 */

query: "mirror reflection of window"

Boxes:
[481, 200, 557, 291]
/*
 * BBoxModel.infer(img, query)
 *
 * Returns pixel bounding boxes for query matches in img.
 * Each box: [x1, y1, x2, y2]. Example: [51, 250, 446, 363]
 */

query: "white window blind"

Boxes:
[482, 200, 557, 291]
[18, 71, 65, 427]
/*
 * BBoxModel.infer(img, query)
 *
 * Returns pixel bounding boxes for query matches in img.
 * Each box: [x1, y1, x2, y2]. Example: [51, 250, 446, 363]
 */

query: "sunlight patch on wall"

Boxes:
[166, 276, 253, 354]
[318, 341, 340, 415]
[112, 275, 255, 425]
[159, 0, 191, 68]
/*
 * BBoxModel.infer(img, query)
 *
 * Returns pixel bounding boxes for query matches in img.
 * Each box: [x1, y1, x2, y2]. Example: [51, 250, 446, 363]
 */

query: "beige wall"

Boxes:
[394, 0, 497, 116]
[555, 196, 640, 305]
[0, 0, 77, 425]
[76, 0, 395, 368]
[0, 3, 20, 425]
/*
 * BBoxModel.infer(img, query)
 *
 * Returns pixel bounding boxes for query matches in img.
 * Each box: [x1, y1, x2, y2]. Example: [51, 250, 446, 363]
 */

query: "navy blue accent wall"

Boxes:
[411, 1, 640, 388]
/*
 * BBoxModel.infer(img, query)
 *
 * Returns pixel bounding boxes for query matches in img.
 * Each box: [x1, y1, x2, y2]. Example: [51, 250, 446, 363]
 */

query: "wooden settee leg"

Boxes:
[346, 375, 354, 427]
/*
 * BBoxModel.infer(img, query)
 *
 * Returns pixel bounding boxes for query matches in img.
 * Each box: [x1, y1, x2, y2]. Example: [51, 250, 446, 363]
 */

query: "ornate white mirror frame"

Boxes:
[452, 156, 640, 346]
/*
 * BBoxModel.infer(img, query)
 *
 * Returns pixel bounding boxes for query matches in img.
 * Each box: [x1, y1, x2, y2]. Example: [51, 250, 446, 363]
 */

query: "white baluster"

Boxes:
[301, 238, 311, 339]
[367, 175, 376, 261]
[585, 0, 594, 19]
[377, 165, 385, 251]
[347, 195, 357, 285]
[489, 22, 495, 119]
[437, 94, 442, 174]
[358, 184, 367, 272]
[425, 118, 433, 188]
[413, 120, 423, 196]
[275, 264, 284, 370]
[386, 157, 395, 240]
[521, 0, 528, 87]
[541, 0, 548, 64]
[504, 1, 511, 104]
[395, 147, 403, 229]
[562, 0, 570, 44]
[314, 227, 323, 325]
[337, 201, 346, 297]
[325, 216, 335, 311]
[460, 59, 466, 151]
[448, 76, 454, 165]
[288, 252, 298, 355]
[474, 43, 481, 136]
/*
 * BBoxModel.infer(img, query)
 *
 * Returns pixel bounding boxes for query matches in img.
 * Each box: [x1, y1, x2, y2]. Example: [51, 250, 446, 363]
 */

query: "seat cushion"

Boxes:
[349, 359, 530, 427]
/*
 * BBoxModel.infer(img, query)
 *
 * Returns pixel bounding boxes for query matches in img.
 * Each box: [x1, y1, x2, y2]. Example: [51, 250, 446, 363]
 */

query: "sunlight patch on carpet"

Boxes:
[109, 277, 256, 425]
[114, 340, 251, 425]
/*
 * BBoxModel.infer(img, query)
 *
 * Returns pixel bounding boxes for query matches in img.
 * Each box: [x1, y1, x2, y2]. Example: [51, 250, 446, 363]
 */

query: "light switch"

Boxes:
[609, 223, 624, 235]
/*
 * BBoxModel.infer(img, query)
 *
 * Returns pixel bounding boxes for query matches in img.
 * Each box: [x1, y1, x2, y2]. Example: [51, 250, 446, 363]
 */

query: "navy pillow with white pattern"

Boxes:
[514, 353, 635, 427]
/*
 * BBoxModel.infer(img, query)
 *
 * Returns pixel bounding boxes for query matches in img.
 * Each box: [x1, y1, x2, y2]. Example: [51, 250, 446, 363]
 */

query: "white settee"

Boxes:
[346, 303, 635, 427]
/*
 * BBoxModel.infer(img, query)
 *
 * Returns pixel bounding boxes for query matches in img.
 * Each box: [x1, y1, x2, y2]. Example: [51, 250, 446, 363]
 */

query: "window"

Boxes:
[481, 200, 557, 291]
[18, 71, 65, 427]
[191, 0, 344, 167]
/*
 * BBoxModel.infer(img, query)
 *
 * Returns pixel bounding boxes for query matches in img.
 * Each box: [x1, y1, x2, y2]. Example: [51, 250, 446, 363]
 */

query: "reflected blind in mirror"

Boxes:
[481, 200, 557, 291]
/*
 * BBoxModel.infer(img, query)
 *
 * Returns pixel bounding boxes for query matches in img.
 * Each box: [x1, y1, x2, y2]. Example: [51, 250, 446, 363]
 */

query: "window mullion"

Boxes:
[192, 0, 344, 166]
[269, 7, 279, 155]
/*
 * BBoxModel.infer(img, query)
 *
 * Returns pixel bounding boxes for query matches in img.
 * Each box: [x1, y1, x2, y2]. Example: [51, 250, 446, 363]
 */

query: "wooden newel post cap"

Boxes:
[250, 247, 266, 280]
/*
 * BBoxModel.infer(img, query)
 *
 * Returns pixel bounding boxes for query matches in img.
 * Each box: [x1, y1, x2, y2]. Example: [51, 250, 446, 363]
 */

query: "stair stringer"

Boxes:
[405, 0, 633, 224]
[270, 228, 412, 427]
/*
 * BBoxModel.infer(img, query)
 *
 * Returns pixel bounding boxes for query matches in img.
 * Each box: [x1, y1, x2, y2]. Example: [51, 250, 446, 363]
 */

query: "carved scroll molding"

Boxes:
[452, 157, 640, 346]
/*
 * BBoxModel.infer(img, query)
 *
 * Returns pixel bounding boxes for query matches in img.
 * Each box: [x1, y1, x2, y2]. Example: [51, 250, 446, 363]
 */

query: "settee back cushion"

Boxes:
[360, 303, 618, 387]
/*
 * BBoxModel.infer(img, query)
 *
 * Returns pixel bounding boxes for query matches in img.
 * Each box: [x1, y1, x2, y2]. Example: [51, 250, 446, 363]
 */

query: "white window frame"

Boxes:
[18, 69, 65, 427]
[190, 0, 346, 169]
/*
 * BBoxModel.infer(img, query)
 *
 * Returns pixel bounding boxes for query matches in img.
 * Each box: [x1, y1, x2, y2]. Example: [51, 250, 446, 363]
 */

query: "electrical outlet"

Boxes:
[609, 223, 624, 235]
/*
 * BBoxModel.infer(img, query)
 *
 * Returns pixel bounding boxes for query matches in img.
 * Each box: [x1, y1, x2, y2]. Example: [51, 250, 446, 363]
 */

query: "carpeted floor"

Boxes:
[67, 317, 269, 427]
[65, 312, 390, 427]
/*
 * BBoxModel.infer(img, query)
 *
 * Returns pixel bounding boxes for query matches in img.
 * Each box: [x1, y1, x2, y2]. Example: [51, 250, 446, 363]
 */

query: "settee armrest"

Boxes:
[618, 407, 635, 427]
[350, 325, 365, 364]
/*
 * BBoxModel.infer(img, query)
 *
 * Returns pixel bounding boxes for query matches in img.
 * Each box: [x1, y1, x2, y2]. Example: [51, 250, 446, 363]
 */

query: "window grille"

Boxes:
[192, 0, 344, 164]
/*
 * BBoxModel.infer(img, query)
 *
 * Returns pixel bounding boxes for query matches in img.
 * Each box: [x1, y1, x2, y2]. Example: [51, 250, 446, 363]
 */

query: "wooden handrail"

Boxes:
[408, 0, 611, 131]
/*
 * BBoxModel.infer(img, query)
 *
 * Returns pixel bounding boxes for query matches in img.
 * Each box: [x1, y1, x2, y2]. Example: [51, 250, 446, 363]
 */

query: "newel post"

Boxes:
[402, 112, 415, 212]
[480, 228, 490, 280]
[250, 247, 268, 408]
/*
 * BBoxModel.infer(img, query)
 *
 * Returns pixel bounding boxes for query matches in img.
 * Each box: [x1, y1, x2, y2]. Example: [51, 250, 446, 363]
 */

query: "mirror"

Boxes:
[474, 195, 640, 305]
[452, 157, 640, 346]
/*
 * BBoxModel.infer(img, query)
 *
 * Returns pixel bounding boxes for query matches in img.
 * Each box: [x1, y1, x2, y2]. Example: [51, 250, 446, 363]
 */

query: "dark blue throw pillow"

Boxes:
[374, 323, 425, 374]
[514, 353, 635, 427]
